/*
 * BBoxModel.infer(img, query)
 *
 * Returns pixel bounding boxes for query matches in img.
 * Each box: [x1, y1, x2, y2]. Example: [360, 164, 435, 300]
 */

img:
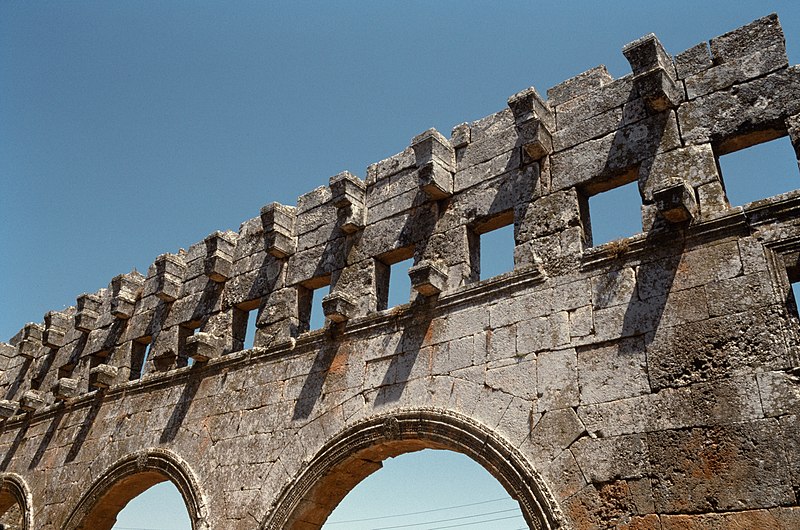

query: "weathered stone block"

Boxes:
[517, 118, 553, 160]
[709, 13, 785, 64]
[685, 44, 788, 100]
[260, 202, 297, 258]
[321, 291, 356, 323]
[547, 65, 612, 106]
[647, 421, 793, 513]
[19, 390, 45, 412]
[639, 144, 719, 202]
[623, 33, 673, 77]
[418, 162, 453, 200]
[89, 364, 119, 389]
[51, 377, 80, 400]
[75, 293, 101, 332]
[653, 181, 697, 223]
[578, 337, 649, 404]
[675, 41, 713, 80]
[408, 261, 448, 296]
[149, 253, 186, 303]
[330, 171, 366, 233]
[411, 128, 454, 171]
[507, 86, 555, 130]
[203, 231, 236, 282]
[0, 400, 18, 418]
[111, 272, 143, 319]
[185, 332, 223, 362]
[43, 310, 69, 348]
[18, 323, 43, 359]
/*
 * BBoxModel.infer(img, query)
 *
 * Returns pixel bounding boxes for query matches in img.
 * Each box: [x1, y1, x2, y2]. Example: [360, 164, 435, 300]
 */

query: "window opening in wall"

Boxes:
[109, 481, 191, 530]
[321, 449, 526, 530]
[178, 323, 200, 367]
[717, 136, 799, 206]
[376, 247, 416, 310]
[387, 258, 414, 308]
[299, 276, 332, 332]
[588, 179, 642, 246]
[233, 299, 260, 352]
[244, 310, 258, 350]
[131, 337, 152, 379]
[478, 223, 515, 280]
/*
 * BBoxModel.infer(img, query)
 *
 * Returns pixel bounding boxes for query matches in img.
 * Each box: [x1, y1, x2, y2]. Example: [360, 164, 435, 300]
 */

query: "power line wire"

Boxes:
[425, 514, 526, 529]
[370, 509, 521, 530]
[325, 497, 515, 524]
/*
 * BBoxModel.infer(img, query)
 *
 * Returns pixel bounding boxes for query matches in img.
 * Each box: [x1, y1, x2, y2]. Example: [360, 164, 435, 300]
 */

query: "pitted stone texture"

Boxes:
[2, 14, 800, 530]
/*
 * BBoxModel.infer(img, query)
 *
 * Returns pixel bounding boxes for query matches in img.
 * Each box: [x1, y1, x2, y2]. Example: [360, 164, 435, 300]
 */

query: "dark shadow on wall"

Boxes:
[3, 359, 32, 401]
[621, 227, 686, 345]
[159, 376, 203, 443]
[64, 393, 104, 463]
[292, 336, 341, 421]
[28, 409, 64, 470]
[0, 422, 29, 472]
[374, 302, 435, 406]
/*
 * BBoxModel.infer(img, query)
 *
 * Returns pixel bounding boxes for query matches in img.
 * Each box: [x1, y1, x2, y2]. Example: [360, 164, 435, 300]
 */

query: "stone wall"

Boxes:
[2, 13, 800, 529]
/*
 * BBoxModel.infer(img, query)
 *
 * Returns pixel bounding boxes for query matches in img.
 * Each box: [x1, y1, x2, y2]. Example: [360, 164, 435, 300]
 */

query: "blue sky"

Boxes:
[2, 2, 799, 529]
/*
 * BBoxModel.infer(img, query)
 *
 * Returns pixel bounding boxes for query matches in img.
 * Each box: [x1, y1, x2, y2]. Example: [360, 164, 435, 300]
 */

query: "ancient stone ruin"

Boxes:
[2, 13, 800, 530]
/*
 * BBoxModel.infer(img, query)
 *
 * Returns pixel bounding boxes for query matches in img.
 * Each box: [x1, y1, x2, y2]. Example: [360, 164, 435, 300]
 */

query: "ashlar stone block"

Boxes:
[653, 181, 698, 223]
[329, 171, 366, 233]
[89, 364, 119, 389]
[75, 293, 102, 332]
[51, 377, 80, 400]
[19, 390, 45, 412]
[408, 261, 448, 296]
[151, 253, 187, 303]
[43, 310, 69, 348]
[110, 272, 143, 319]
[260, 202, 297, 258]
[18, 323, 43, 359]
[185, 332, 224, 362]
[322, 291, 356, 323]
[0, 399, 18, 419]
[203, 231, 236, 282]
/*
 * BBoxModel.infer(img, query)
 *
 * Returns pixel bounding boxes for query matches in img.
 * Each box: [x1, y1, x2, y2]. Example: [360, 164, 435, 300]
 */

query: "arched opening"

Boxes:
[262, 410, 565, 530]
[323, 449, 528, 529]
[63, 449, 207, 530]
[0, 474, 32, 530]
[112, 481, 191, 529]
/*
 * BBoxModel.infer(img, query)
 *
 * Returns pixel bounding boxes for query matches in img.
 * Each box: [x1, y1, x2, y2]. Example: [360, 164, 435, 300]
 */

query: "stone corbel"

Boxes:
[329, 171, 366, 233]
[623, 33, 682, 112]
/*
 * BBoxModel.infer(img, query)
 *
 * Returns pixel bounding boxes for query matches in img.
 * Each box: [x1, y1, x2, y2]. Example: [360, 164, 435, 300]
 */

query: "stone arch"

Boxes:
[0, 473, 33, 530]
[62, 448, 208, 530]
[262, 408, 566, 530]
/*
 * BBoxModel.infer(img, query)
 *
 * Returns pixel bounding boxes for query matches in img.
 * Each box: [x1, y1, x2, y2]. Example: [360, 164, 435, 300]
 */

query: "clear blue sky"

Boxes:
[2, 2, 799, 529]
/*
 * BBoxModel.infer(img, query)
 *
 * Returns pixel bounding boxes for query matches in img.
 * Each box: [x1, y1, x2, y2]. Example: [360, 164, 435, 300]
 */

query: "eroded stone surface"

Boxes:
[2, 13, 800, 530]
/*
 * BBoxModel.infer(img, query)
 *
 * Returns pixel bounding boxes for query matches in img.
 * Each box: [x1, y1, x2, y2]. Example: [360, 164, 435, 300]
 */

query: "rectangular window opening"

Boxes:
[298, 276, 331, 332]
[785, 256, 800, 321]
[130, 337, 153, 380]
[233, 299, 260, 352]
[177, 323, 200, 368]
[376, 247, 415, 311]
[473, 212, 515, 281]
[587, 179, 642, 246]
[717, 135, 799, 207]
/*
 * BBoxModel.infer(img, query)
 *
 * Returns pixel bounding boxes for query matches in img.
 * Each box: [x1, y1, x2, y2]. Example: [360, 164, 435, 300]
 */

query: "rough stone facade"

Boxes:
[2, 13, 800, 530]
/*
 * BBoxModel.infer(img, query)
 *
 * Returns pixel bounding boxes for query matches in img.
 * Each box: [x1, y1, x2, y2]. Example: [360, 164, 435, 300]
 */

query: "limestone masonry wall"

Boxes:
[2, 13, 800, 530]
